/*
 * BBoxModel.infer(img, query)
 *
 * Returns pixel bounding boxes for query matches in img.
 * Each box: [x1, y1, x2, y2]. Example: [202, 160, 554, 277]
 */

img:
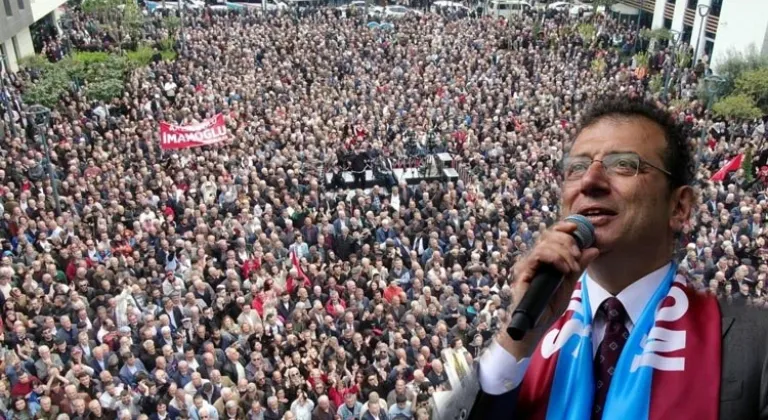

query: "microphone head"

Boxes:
[564, 214, 595, 249]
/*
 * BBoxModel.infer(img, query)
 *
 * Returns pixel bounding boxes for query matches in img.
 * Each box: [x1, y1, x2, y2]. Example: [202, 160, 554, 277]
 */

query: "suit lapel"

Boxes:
[722, 316, 735, 339]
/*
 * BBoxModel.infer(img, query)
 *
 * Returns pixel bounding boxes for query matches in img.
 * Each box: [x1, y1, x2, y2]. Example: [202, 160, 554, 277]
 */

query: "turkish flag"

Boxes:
[287, 250, 311, 294]
[710, 154, 744, 182]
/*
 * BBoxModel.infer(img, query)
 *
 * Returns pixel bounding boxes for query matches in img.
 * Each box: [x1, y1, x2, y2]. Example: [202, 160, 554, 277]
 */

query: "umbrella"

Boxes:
[367, 22, 381, 29]
[380, 22, 395, 31]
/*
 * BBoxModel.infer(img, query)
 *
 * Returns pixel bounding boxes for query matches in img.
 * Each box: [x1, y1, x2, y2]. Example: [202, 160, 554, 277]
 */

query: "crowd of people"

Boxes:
[0, 3, 766, 420]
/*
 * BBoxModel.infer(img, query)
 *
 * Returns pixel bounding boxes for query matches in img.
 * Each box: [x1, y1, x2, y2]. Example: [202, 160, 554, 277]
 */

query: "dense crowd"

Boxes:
[0, 3, 766, 420]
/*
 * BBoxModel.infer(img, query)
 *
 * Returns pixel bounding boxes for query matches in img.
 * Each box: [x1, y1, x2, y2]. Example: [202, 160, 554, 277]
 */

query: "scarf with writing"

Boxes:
[517, 264, 721, 420]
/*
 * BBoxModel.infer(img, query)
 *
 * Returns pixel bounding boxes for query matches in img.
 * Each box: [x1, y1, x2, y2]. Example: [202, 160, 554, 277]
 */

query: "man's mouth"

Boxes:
[577, 207, 618, 225]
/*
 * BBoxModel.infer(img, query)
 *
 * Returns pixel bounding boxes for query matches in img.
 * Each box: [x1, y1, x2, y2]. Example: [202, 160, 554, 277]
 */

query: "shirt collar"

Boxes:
[586, 262, 671, 326]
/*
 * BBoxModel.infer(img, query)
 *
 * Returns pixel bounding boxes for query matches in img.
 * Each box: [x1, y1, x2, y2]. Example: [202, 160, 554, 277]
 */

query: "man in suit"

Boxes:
[458, 98, 768, 420]
[159, 296, 184, 331]
[148, 400, 180, 420]
[220, 347, 246, 384]
[118, 353, 148, 388]
[90, 346, 117, 377]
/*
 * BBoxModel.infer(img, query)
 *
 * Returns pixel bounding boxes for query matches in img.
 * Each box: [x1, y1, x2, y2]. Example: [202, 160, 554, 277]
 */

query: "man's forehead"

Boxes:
[568, 117, 667, 158]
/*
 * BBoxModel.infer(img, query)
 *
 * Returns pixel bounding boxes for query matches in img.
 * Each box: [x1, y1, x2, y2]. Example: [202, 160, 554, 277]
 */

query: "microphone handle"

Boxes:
[507, 264, 564, 341]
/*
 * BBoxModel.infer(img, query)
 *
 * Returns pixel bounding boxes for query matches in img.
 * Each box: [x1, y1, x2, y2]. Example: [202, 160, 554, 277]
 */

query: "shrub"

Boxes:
[73, 50, 111, 65]
[712, 94, 762, 120]
[126, 45, 156, 66]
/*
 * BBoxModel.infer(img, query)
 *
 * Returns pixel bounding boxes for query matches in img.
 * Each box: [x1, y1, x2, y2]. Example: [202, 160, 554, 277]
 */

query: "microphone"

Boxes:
[506, 214, 595, 341]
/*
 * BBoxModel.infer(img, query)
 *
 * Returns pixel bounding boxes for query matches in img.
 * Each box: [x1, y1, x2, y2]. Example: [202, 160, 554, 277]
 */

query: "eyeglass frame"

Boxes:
[562, 151, 671, 181]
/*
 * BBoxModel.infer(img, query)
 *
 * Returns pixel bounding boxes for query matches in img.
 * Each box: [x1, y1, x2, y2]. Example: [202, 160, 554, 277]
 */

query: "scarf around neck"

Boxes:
[517, 263, 722, 420]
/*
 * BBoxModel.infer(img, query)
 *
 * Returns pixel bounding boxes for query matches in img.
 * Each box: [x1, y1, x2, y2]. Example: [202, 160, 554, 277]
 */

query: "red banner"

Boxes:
[710, 153, 743, 182]
[159, 114, 229, 150]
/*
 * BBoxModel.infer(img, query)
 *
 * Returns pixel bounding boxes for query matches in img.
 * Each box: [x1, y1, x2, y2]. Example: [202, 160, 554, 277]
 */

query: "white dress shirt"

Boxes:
[478, 263, 670, 395]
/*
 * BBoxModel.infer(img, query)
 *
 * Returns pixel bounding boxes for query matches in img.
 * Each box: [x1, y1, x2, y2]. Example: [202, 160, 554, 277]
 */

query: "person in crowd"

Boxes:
[0, 3, 763, 420]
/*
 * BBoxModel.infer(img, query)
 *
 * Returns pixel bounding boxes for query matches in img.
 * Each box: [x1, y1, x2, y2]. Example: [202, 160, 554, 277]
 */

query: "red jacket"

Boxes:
[325, 299, 347, 318]
[252, 296, 266, 318]
[328, 384, 359, 409]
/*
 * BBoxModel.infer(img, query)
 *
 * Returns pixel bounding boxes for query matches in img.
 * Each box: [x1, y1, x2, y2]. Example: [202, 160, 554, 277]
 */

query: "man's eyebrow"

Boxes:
[564, 150, 641, 159]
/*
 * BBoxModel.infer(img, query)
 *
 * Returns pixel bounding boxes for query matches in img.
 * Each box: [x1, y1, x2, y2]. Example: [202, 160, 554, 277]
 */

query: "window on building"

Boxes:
[2, 0, 12, 16]
[710, 0, 722, 17]
[682, 24, 692, 44]
[686, 0, 696, 9]
[17, 0, 23, 9]
[11, 36, 20, 63]
[0, 44, 7, 74]
[664, 17, 672, 29]
[704, 39, 714, 59]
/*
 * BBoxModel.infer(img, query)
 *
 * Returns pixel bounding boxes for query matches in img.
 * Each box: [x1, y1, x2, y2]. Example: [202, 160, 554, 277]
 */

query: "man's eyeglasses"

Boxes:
[563, 152, 671, 181]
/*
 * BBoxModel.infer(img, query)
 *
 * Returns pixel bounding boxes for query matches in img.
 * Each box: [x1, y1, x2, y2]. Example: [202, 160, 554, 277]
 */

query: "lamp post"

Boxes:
[26, 105, 61, 216]
[699, 75, 726, 148]
[178, 1, 186, 56]
[58, 14, 74, 56]
[634, 0, 645, 52]
[662, 29, 681, 101]
[694, 4, 710, 65]
[0, 54, 18, 139]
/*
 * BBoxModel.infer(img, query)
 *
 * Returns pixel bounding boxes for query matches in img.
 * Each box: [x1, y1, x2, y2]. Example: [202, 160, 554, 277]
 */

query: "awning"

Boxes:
[610, 3, 640, 15]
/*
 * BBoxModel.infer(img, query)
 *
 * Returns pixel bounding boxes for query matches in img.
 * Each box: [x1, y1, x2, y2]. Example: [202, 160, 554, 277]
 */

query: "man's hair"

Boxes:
[576, 96, 693, 189]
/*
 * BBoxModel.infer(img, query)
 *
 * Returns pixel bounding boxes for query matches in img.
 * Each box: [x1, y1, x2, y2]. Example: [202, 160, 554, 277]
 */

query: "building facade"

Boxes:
[615, 0, 768, 71]
[1, 0, 65, 72]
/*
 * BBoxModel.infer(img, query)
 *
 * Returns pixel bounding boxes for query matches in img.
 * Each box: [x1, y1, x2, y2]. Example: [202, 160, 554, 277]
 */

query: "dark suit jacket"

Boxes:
[148, 406, 180, 420]
[277, 301, 296, 321]
[465, 303, 768, 420]
[90, 355, 114, 377]
[221, 360, 241, 383]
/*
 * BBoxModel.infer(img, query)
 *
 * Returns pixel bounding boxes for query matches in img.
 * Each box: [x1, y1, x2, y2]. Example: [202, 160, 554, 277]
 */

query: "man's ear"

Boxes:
[669, 185, 694, 234]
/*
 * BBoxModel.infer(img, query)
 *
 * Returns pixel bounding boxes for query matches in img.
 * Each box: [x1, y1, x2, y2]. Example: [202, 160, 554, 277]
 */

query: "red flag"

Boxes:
[290, 250, 310, 284]
[710, 154, 744, 182]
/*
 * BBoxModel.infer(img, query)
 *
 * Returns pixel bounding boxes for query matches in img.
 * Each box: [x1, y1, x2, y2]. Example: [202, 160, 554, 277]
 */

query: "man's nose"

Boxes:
[577, 161, 611, 196]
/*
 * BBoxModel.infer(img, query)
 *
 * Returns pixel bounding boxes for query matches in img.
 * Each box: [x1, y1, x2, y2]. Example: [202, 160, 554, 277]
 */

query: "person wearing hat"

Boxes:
[468, 265, 490, 290]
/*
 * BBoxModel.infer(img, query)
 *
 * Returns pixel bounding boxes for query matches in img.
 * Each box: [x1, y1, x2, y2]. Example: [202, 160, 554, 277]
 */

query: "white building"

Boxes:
[612, 0, 768, 71]
[1, 0, 66, 72]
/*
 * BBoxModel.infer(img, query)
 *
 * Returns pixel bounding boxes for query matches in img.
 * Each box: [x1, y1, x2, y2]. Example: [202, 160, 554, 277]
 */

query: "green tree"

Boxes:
[640, 28, 673, 41]
[126, 45, 156, 66]
[577, 23, 596, 43]
[57, 56, 86, 91]
[714, 46, 768, 98]
[22, 67, 71, 108]
[86, 78, 125, 102]
[669, 98, 689, 111]
[121, 0, 145, 48]
[81, 0, 117, 23]
[82, 0, 144, 51]
[17, 55, 52, 78]
[164, 15, 181, 34]
[634, 51, 650, 70]
[742, 148, 755, 183]
[649, 73, 664, 94]
[675, 48, 692, 69]
[712, 94, 762, 120]
[591, 57, 606, 76]
[734, 67, 768, 113]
